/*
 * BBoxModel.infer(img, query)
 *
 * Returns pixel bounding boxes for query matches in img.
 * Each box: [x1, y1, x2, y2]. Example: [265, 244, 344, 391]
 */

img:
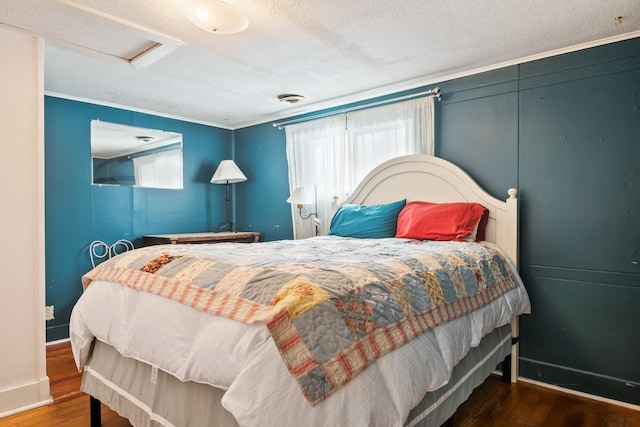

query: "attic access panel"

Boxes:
[52, 0, 182, 68]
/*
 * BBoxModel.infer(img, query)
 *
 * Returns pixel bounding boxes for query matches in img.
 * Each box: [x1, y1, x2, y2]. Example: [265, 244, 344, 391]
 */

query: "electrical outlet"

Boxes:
[45, 305, 55, 321]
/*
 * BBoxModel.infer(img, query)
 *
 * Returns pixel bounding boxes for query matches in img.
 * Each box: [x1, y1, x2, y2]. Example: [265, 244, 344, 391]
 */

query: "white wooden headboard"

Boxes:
[341, 155, 519, 266]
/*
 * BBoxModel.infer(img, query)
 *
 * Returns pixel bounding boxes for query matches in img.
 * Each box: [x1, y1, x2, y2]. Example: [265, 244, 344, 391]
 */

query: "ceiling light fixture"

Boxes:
[183, 0, 249, 35]
[278, 94, 306, 104]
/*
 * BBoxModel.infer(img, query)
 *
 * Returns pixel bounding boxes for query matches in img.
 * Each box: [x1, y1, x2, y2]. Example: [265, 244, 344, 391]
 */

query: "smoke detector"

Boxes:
[278, 94, 305, 104]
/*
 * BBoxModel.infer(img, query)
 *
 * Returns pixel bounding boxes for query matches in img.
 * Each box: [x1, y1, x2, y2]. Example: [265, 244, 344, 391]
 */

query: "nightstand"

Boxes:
[143, 231, 260, 246]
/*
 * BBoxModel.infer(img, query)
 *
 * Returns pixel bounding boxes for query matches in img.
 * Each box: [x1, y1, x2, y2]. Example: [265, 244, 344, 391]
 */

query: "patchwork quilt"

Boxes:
[82, 236, 519, 405]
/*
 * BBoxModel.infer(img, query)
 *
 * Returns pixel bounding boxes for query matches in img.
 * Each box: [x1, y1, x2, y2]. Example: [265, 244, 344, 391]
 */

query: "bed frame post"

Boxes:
[444, 415, 454, 427]
[509, 316, 520, 383]
[502, 354, 512, 383]
[90, 396, 101, 427]
[505, 188, 519, 384]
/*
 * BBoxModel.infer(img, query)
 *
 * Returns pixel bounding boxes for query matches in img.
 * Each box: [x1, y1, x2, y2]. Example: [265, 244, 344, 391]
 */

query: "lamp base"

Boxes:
[215, 221, 235, 233]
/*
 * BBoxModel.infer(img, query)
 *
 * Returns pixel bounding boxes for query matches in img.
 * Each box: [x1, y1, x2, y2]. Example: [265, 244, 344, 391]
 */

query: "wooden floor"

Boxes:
[1, 342, 638, 427]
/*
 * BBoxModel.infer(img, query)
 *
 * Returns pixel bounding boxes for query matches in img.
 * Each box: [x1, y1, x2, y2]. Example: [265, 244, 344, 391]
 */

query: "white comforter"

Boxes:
[70, 253, 530, 427]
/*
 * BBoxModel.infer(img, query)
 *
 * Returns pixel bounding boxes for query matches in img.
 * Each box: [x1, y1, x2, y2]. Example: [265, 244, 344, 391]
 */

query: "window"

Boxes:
[285, 96, 435, 238]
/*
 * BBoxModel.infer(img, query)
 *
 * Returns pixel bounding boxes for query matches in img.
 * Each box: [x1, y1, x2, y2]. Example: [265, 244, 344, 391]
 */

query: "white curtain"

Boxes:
[133, 148, 183, 189]
[285, 96, 435, 239]
[286, 115, 346, 238]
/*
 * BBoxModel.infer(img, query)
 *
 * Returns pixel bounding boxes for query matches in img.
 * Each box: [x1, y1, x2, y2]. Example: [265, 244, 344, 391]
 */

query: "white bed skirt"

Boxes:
[81, 324, 511, 427]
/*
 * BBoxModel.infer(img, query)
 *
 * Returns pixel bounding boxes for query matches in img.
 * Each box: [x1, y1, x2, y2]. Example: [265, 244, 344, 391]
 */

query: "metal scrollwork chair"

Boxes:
[89, 239, 135, 268]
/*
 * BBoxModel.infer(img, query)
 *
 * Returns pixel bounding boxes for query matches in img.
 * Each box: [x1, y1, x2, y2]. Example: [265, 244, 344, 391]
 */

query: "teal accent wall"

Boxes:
[234, 37, 640, 405]
[516, 40, 640, 404]
[233, 124, 293, 241]
[45, 37, 640, 405]
[432, 38, 640, 405]
[45, 97, 233, 341]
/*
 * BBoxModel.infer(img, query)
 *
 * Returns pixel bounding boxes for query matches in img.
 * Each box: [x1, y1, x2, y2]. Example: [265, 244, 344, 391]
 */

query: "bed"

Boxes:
[70, 154, 531, 427]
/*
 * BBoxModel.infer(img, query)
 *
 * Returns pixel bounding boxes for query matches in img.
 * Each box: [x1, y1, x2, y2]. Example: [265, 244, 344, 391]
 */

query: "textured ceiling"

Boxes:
[1, 0, 639, 129]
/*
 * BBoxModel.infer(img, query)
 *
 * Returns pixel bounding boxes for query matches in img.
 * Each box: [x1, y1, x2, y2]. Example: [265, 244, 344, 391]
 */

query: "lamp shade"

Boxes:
[286, 187, 313, 205]
[210, 160, 247, 184]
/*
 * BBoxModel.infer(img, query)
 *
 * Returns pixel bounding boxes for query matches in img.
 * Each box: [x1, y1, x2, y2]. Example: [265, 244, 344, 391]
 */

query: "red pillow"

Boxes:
[395, 201, 489, 241]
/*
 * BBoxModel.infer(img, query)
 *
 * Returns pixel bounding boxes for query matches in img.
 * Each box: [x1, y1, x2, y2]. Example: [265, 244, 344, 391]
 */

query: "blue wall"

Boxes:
[234, 38, 640, 405]
[45, 37, 640, 405]
[233, 123, 293, 241]
[45, 97, 233, 341]
[516, 40, 640, 404]
[433, 39, 640, 405]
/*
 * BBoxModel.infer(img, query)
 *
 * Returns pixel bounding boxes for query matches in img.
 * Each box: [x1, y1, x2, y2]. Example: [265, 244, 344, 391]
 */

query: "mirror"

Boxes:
[91, 120, 183, 189]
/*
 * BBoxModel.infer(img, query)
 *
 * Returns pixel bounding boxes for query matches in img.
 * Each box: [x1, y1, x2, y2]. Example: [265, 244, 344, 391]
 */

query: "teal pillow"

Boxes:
[328, 199, 407, 238]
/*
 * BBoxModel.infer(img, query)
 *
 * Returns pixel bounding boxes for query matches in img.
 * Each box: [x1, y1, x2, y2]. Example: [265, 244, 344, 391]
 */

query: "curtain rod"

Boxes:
[273, 87, 441, 129]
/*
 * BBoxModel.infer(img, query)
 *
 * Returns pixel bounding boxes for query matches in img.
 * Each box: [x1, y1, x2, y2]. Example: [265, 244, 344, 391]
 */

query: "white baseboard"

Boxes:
[0, 377, 52, 419]
[490, 370, 640, 412]
[46, 337, 71, 347]
[518, 377, 640, 412]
